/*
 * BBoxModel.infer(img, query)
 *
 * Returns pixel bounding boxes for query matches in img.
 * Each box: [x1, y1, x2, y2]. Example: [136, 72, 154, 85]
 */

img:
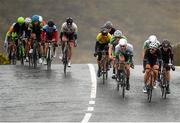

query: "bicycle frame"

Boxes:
[160, 63, 170, 99]
[46, 40, 53, 70]
[18, 37, 25, 65]
[62, 39, 70, 77]
[146, 68, 156, 102]
[99, 50, 109, 84]
[116, 62, 127, 98]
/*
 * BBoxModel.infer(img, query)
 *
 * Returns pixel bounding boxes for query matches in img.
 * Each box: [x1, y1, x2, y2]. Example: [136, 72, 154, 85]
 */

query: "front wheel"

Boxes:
[47, 47, 51, 70]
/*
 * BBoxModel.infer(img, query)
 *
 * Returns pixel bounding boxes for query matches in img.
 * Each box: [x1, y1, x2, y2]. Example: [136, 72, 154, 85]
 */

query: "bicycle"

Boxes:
[160, 63, 172, 99]
[18, 37, 25, 65]
[98, 50, 109, 84]
[8, 41, 17, 65]
[46, 40, 54, 70]
[31, 38, 38, 69]
[61, 38, 70, 77]
[145, 67, 156, 103]
[116, 62, 127, 98]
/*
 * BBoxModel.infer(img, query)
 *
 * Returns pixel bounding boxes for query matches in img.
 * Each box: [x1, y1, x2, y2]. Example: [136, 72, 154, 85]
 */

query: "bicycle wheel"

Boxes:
[28, 53, 32, 68]
[47, 47, 51, 70]
[32, 40, 38, 69]
[19, 45, 24, 65]
[161, 80, 167, 99]
[102, 62, 106, 84]
[63, 48, 68, 77]
[147, 86, 152, 103]
[105, 61, 108, 80]
[122, 73, 126, 98]
[11, 52, 16, 65]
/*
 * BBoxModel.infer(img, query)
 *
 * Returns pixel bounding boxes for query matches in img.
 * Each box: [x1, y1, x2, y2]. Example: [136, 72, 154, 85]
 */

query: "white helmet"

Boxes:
[114, 30, 123, 37]
[148, 35, 157, 43]
[39, 16, 43, 22]
[119, 38, 127, 46]
[149, 42, 158, 49]
[25, 17, 31, 24]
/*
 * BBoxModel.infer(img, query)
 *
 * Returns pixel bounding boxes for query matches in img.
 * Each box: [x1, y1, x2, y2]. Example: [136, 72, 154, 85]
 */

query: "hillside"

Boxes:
[1, 0, 180, 64]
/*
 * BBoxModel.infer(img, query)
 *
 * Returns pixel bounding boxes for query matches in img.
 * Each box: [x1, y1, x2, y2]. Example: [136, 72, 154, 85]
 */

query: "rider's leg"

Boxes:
[97, 52, 102, 77]
[153, 64, 159, 86]
[143, 64, 151, 92]
[68, 41, 74, 67]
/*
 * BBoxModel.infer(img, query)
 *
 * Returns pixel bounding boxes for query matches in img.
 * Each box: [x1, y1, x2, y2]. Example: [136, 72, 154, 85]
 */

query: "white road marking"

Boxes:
[88, 64, 97, 98]
[81, 113, 92, 123]
[89, 100, 95, 105]
[88, 107, 94, 111]
[81, 64, 97, 123]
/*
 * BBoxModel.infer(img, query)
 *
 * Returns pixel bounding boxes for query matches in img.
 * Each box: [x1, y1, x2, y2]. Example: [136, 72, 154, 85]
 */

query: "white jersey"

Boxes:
[115, 43, 133, 55]
[61, 22, 78, 34]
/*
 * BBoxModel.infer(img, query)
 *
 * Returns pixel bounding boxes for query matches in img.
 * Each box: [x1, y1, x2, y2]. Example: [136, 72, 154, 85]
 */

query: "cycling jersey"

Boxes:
[144, 48, 162, 67]
[60, 22, 78, 41]
[115, 43, 133, 64]
[96, 33, 112, 44]
[159, 46, 174, 64]
[42, 25, 58, 42]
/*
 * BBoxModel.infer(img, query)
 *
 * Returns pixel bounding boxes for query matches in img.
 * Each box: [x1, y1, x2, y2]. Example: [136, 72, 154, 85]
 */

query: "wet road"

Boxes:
[0, 64, 180, 122]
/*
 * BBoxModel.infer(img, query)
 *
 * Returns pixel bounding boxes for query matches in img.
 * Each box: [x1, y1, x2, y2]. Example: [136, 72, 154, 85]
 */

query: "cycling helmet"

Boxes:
[148, 35, 157, 43]
[149, 42, 158, 49]
[66, 17, 73, 25]
[104, 21, 113, 29]
[101, 28, 108, 35]
[119, 38, 127, 46]
[47, 21, 55, 27]
[32, 15, 39, 22]
[114, 30, 123, 37]
[162, 39, 170, 48]
[17, 17, 25, 24]
[25, 17, 31, 24]
[39, 15, 43, 22]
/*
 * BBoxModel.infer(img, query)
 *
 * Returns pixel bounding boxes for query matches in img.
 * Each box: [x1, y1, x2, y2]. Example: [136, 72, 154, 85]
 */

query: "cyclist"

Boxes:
[29, 15, 43, 64]
[5, 17, 27, 60]
[142, 35, 160, 73]
[143, 42, 162, 93]
[94, 28, 112, 77]
[59, 17, 78, 67]
[159, 39, 175, 94]
[24, 17, 32, 62]
[42, 20, 58, 65]
[115, 38, 133, 90]
[4, 22, 16, 57]
[102, 21, 116, 35]
[109, 30, 127, 79]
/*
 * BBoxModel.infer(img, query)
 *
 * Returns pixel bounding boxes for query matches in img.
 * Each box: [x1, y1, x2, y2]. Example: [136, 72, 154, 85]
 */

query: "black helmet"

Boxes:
[101, 28, 108, 35]
[162, 39, 170, 48]
[66, 17, 73, 25]
[47, 21, 55, 27]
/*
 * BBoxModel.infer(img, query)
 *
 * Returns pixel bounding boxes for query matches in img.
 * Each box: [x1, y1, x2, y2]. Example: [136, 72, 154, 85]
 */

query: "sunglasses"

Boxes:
[150, 48, 156, 51]
[120, 45, 125, 48]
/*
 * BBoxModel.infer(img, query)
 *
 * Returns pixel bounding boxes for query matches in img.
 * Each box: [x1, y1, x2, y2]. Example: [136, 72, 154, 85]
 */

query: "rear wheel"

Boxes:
[63, 48, 68, 77]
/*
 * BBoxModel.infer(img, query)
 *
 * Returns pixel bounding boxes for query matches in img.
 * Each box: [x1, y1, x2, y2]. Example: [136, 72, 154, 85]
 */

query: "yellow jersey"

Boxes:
[96, 33, 112, 44]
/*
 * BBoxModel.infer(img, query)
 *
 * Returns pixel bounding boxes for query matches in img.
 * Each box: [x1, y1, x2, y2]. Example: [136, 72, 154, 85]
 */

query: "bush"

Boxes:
[173, 43, 180, 66]
[0, 53, 9, 65]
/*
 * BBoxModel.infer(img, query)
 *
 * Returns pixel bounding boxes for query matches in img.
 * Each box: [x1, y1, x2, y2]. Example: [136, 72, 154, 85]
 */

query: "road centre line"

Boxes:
[81, 64, 97, 123]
